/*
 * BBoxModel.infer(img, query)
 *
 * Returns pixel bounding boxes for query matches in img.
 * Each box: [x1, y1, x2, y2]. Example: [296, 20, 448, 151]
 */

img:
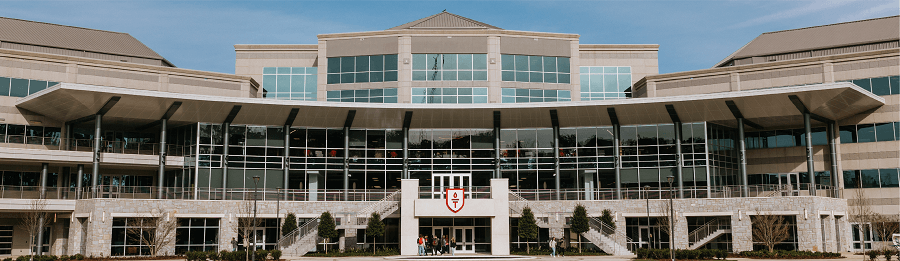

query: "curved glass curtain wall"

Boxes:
[188, 121, 734, 191]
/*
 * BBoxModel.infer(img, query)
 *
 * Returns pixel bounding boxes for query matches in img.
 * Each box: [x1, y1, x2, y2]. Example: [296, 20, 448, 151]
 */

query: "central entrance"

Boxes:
[419, 218, 490, 254]
[431, 173, 471, 199]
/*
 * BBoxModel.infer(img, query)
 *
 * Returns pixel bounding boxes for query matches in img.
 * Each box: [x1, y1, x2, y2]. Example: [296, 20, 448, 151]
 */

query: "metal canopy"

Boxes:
[17, 82, 884, 130]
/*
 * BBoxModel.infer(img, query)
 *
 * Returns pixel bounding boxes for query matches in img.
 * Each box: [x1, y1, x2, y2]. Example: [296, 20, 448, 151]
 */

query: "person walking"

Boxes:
[549, 237, 557, 257]
[431, 235, 439, 255]
[231, 237, 237, 251]
[417, 234, 425, 256]
[449, 237, 456, 256]
[442, 235, 449, 255]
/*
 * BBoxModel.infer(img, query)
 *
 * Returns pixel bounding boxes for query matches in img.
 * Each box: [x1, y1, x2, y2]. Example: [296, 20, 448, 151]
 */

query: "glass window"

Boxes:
[860, 169, 880, 188]
[857, 124, 876, 143]
[10, 78, 28, 97]
[843, 170, 859, 189]
[874, 123, 895, 142]
[870, 77, 891, 96]
[502, 55, 570, 83]
[839, 125, 857, 143]
[879, 168, 899, 188]
[327, 55, 398, 84]
[580, 66, 632, 100]
[500, 88, 571, 103]
[412, 54, 487, 81]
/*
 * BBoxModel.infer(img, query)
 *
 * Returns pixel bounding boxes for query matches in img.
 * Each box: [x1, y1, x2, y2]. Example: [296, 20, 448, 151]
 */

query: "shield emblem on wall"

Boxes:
[445, 188, 465, 213]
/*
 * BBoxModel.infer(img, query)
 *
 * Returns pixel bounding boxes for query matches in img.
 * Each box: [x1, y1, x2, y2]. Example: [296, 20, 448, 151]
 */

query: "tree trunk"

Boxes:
[579, 233, 583, 253]
[526, 240, 530, 254]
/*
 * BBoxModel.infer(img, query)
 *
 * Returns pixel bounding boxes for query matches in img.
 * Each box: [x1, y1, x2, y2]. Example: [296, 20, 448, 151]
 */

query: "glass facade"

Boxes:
[500, 88, 571, 103]
[745, 127, 828, 149]
[839, 122, 899, 143]
[0, 124, 61, 146]
[579, 66, 632, 100]
[0, 77, 59, 97]
[262, 67, 317, 101]
[412, 54, 487, 81]
[326, 88, 398, 103]
[501, 55, 570, 83]
[175, 218, 219, 254]
[843, 168, 900, 189]
[845, 75, 899, 96]
[327, 55, 398, 84]
[411, 87, 488, 104]
[707, 124, 738, 186]
[0, 226, 10, 255]
[409, 129, 495, 187]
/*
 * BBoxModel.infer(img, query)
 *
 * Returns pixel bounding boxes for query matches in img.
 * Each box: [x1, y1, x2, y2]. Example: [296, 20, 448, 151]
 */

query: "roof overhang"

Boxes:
[16, 82, 884, 130]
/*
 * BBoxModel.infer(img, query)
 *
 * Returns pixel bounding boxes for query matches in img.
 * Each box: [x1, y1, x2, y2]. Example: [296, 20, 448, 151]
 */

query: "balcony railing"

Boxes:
[0, 137, 187, 156]
[0, 186, 78, 199]
[418, 186, 491, 199]
[512, 183, 840, 201]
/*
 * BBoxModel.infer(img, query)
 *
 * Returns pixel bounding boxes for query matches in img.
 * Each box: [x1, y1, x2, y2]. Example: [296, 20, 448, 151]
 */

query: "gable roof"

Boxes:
[389, 11, 501, 30]
[716, 15, 899, 66]
[0, 17, 172, 65]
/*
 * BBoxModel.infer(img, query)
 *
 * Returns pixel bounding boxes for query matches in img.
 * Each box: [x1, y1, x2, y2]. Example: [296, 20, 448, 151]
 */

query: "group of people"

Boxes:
[417, 234, 456, 256]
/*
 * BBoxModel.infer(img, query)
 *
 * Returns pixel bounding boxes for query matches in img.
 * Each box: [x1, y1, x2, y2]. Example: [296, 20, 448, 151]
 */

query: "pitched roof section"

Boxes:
[730, 15, 899, 59]
[0, 17, 170, 63]
[389, 11, 501, 30]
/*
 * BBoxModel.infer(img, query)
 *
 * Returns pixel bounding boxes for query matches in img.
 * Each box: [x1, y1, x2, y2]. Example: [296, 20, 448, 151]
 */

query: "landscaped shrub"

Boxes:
[738, 250, 841, 259]
[635, 249, 727, 260]
[304, 247, 399, 257]
[269, 250, 282, 261]
[72, 254, 84, 261]
[3, 257, 13, 261]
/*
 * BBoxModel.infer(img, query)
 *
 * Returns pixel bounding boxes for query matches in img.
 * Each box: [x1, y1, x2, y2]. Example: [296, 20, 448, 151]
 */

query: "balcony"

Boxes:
[512, 184, 841, 201]
[0, 137, 188, 156]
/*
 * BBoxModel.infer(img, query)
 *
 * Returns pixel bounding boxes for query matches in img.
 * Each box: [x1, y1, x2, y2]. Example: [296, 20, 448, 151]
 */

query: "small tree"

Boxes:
[751, 210, 792, 252]
[518, 207, 539, 254]
[234, 199, 257, 261]
[599, 209, 616, 229]
[570, 205, 589, 253]
[17, 199, 48, 259]
[365, 213, 385, 254]
[282, 213, 298, 236]
[125, 210, 179, 256]
[317, 212, 338, 254]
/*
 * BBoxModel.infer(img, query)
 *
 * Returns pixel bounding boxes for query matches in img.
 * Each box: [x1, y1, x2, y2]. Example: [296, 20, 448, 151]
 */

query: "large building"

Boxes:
[0, 11, 897, 257]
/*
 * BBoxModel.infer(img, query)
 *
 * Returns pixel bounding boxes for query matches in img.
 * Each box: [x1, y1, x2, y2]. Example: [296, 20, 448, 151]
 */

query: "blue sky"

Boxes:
[1, 0, 897, 74]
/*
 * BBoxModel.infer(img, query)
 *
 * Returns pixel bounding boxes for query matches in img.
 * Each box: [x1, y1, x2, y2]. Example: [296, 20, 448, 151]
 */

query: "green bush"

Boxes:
[869, 250, 881, 260]
[255, 249, 269, 261]
[269, 250, 282, 260]
[207, 251, 220, 261]
[737, 250, 841, 259]
[72, 254, 84, 261]
[304, 247, 399, 257]
[635, 249, 727, 260]
[3, 257, 13, 261]
[885, 249, 899, 261]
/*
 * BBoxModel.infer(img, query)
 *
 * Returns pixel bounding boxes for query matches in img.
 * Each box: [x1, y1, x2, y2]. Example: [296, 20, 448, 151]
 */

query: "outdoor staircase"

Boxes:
[687, 218, 731, 250]
[508, 191, 633, 256]
[586, 217, 633, 256]
[277, 190, 401, 257]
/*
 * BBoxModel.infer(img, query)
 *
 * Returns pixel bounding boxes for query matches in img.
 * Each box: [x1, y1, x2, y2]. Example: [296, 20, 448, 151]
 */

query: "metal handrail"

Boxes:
[0, 186, 78, 199]
[688, 218, 730, 245]
[354, 190, 401, 226]
[0, 137, 187, 156]
[276, 218, 319, 250]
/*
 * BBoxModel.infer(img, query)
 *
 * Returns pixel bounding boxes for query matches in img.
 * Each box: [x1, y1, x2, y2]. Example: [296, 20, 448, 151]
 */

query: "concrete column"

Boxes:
[730, 73, 741, 92]
[76, 165, 84, 199]
[673, 207, 689, 249]
[222, 122, 230, 189]
[41, 163, 48, 199]
[804, 113, 816, 196]
[343, 127, 349, 200]
[65, 124, 72, 150]
[731, 211, 752, 252]
[158, 118, 167, 199]
[798, 211, 822, 251]
[399, 179, 418, 256]
[613, 123, 622, 199]
[402, 127, 409, 179]
[822, 63, 834, 83]
[675, 122, 684, 198]
[553, 126, 560, 199]
[737, 118, 749, 197]
[491, 178, 510, 255]
[92, 114, 101, 195]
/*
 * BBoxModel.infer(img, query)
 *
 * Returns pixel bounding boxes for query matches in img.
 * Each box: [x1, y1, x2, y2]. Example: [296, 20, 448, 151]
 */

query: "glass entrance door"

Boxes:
[778, 173, 799, 196]
[431, 173, 471, 199]
[454, 227, 475, 253]
[252, 229, 265, 250]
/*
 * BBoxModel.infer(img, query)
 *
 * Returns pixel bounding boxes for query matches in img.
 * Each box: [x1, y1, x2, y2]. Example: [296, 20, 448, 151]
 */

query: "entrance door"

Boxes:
[252, 229, 266, 250]
[454, 227, 475, 253]
[639, 227, 652, 249]
[431, 173, 471, 199]
[778, 173, 798, 196]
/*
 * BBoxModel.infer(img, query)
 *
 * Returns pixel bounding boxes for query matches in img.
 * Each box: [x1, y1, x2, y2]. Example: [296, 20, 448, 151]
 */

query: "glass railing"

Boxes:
[512, 183, 840, 201]
[417, 186, 491, 199]
[0, 137, 188, 156]
[0, 186, 78, 199]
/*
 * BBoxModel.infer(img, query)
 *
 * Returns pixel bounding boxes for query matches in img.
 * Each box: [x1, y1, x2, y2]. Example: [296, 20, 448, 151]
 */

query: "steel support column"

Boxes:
[674, 122, 684, 198]
[40, 163, 48, 199]
[158, 119, 167, 198]
[494, 111, 501, 179]
[222, 122, 230, 189]
[343, 126, 350, 199]
[283, 124, 290, 199]
[91, 114, 101, 195]
[804, 113, 816, 196]
[553, 125, 560, 199]
[827, 123, 840, 196]
[76, 164, 84, 199]
[402, 127, 409, 179]
[613, 123, 621, 200]
[737, 118, 749, 197]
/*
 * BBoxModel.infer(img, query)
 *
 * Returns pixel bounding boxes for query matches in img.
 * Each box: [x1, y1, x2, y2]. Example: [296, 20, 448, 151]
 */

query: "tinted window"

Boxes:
[839, 125, 857, 143]
[870, 77, 891, 96]
[880, 168, 899, 188]
[857, 124, 876, 143]
[860, 169, 880, 188]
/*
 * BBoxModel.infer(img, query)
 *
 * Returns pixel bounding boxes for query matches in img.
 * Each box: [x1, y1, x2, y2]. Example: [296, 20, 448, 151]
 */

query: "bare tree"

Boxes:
[751, 209, 792, 252]
[234, 199, 258, 259]
[871, 214, 900, 247]
[654, 199, 674, 249]
[17, 199, 48, 258]
[124, 209, 179, 256]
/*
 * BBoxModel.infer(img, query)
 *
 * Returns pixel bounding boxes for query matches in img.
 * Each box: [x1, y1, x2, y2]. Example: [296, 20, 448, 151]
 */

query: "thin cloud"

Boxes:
[729, 0, 859, 29]
[837, 1, 899, 22]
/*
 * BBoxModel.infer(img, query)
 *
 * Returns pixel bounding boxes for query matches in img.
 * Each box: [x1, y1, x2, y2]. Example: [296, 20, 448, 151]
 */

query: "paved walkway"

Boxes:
[284, 252, 866, 261]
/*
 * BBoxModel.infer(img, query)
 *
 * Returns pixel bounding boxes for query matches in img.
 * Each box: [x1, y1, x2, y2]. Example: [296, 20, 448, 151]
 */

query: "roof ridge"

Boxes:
[0, 16, 130, 35]
[438, 11, 498, 29]
[406, 11, 447, 28]
[761, 15, 900, 35]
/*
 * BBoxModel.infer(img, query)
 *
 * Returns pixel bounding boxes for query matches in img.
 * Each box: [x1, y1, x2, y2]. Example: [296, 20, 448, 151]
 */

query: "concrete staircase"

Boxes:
[508, 191, 632, 256]
[687, 218, 731, 250]
[277, 190, 401, 256]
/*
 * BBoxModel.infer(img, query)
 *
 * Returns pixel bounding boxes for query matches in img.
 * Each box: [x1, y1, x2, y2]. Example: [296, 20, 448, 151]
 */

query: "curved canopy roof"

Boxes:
[17, 82, 883, 130]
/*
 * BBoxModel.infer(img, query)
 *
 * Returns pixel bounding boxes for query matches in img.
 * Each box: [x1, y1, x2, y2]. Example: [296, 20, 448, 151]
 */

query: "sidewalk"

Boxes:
[284, 252, 866, 261]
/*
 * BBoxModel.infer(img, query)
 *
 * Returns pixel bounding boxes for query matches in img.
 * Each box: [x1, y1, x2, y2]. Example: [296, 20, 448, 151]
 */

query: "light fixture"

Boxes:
[403, 58, 410, 64]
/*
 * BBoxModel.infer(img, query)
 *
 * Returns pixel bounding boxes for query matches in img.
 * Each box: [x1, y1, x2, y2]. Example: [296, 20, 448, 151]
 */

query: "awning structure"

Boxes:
[16, 82, 884, 130]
